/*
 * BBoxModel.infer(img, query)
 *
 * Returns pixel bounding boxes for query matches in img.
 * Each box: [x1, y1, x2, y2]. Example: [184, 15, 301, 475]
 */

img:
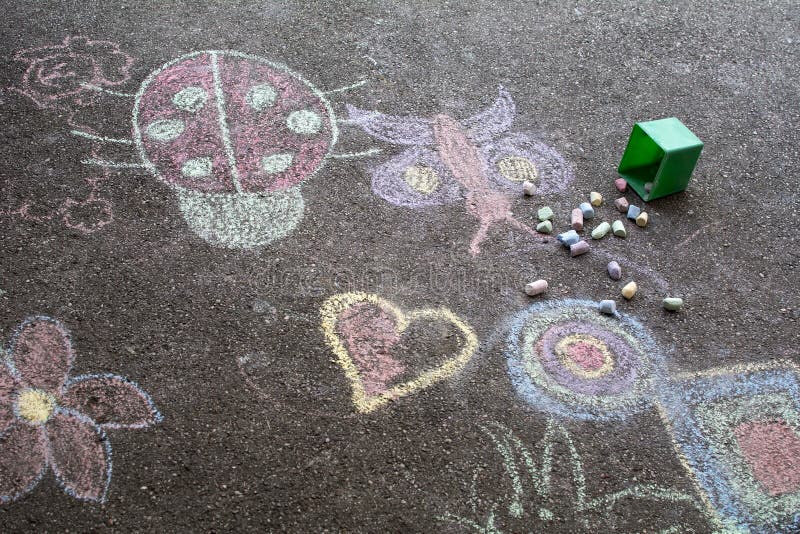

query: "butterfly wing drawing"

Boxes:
[346, 105, 463, 208]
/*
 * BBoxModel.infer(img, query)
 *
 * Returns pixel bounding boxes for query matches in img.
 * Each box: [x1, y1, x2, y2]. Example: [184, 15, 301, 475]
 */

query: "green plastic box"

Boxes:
[617, 117, 703, 201]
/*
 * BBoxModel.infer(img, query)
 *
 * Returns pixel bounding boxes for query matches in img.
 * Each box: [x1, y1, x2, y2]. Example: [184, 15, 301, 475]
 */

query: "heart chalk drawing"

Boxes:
[320, 292, 478, 413]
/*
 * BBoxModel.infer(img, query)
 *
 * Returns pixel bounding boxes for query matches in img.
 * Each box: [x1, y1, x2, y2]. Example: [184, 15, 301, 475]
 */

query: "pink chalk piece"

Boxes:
[0, 423, 48, 503]
[336, 303, 405, 396]
[62, 375, 160, 429]
[570, 240, 590, 257]
[47, 411, 110, 502]
[567, 342, 606, 372]
[571, 208, 584, 231]
[615, 178, 628, 192]
[734, 420, 800, 496]
[10, 317, 73, 394]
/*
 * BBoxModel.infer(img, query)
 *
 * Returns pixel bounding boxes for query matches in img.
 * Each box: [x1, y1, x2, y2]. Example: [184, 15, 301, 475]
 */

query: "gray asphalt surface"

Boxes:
[0, 1, 798, 532]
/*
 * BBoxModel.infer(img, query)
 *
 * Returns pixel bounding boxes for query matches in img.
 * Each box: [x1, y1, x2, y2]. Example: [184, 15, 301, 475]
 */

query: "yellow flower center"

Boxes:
[16, 389, 56, 424]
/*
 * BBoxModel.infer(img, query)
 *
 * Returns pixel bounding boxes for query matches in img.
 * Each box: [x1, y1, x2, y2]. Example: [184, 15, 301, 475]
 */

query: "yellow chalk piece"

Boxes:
[590, 191, 603, 207]
[403, 165, 440, 194]
[320, 292, 478, 413]
[621, 281, 638, 300]
[636, 211, 649, 227]
[498, 156, 538, 183]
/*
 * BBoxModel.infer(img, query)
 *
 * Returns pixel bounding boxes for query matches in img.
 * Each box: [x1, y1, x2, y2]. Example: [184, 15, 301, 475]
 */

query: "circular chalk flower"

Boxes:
[0, 316, 161, 504]
[506, 300, 665, 421]
[14, 36, 134, 108]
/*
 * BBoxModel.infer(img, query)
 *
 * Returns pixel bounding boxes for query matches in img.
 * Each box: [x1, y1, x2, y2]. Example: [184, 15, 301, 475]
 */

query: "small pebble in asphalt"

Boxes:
[591, 221, 611, 239]
[614, 197, 629, 213]
[607, 261, 622, 280]
[627, 204, 641, 220]
[622, 281, 638, 300]
[558, 230, 580, 247]
[612, 220, 627, 237]
[663, 297, 684, 311]
[523, 180, 536, 196]
[644, 182, 654, 193]
[536, 220, 553, 234]
[599, 299, 617, 315]
[636, 212, 649, 227]
[571, 208, 584, 231]
[570, 240, 590, 257]
[525, 279, 548, 296]
[579, 202, 595, 219]
[590, 191, 603, 206]
[538, 206, 554, 221]
[615, 178, 627, 192]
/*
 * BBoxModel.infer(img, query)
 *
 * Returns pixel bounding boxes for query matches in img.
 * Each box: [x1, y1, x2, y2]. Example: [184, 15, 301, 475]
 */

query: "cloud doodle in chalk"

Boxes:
[0, 316, 161, 504]
[320, 292, 478, 413]
[347, 87, 574, 255]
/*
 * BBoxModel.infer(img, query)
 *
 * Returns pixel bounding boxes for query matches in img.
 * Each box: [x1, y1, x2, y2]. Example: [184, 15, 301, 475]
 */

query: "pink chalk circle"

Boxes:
[132, 50, 337, 194]
[565, 341, 607, 372]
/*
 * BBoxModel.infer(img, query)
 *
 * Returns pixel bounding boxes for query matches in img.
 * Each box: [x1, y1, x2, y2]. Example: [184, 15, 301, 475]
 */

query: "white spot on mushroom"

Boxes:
[246, 84, 278, 111]
[172, 86, 207, 113]
[181, 156, 213, 179]
[262, 153, 294, 174]
[146, 119, 185, 142]
[286, 110, 321, 135]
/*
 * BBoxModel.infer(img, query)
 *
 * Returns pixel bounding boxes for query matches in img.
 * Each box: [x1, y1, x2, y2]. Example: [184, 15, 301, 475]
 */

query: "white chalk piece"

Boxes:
[663, 297, 684, 311]
[571, 208, 584, 231]
[591, 221, 611, 239]
[614, 178, 627, 192]
[607, 261, 622, 280]
[570, 240, 590, 257]
[598, 299, 617, 315]
[536, 220, 553, 234]
[612, 219, 627, 238]
[627, 204, 641, 220]
[614, 197, 629, 213]
[522, 180, 536, 196]
[538, 206, 554, 221]
[524, 279, 548, 296]
[590, 191, 603, 207]
[579, 202, 595, 219]
[636, 211, 649, 227]
[558, 230, 580, 247]
[621, 281, 638, 300]
[644, 182, 653, 193]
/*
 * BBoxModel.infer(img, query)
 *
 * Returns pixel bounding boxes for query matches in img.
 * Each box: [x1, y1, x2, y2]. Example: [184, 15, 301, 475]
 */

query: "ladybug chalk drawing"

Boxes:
[77, 48, 376, 248]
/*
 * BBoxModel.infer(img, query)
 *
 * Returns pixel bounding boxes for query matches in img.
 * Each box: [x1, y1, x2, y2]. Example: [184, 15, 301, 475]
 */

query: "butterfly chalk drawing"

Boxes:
[347, 87, 574, 255]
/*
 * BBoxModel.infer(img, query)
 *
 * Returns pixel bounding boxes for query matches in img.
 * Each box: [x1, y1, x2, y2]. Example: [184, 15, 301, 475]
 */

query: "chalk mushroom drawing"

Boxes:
[347, 87, 574, 255]
[439, 421, 710, 532]
[505, 299, 800, 532]
[0, 316, 161, 504]
[320, 292, 478, 413]
[8, 36, 135, 232]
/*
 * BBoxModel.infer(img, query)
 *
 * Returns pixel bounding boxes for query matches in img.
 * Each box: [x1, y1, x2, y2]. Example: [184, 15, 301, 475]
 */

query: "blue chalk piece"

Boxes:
[627, 204, 641, 220]
[598, 299, 617, 315]
[579, 202, 595, 219]
[557, 230, 580, 247]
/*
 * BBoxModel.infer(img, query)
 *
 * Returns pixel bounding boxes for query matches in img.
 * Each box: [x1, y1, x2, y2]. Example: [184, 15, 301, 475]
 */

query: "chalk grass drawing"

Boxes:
[347, 86, 574, 255]
[438, 420, 711, 533]
[8, 36, 136, 233]
[0, 316, 161, 504]
[320, 292, 478, 413]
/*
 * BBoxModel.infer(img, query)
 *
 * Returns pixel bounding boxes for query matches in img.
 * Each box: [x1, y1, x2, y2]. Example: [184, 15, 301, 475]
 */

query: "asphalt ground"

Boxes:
[0, 1, 798, 532]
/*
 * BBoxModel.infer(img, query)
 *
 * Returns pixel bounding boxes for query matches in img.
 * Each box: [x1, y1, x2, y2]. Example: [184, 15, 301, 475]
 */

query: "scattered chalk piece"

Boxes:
[590, 192, 603, 207]
[570, 240, 590, 257]
[607, 261, 622, 280]
[627, 204, 641, 220]
[614, 197, 629, 213]
[571, 208, 584, 231]
[538, 206, 554, 221]
[525, 279, 548, 296]
[558, 230, 580, 247]
[591, 221, 611, 239]
[612, 220, 627, 238]
[663, 297, 684, 311]
[579, 202, 595, 219]
[598, 299, 617, 315]
[621, 281, 638, 300]
[536, 220, 553, 234]
[615, 178, 627, 192]
[523, 180, 536, 196]
[636, 212, 649, 227]
[644, 182, 653, 193]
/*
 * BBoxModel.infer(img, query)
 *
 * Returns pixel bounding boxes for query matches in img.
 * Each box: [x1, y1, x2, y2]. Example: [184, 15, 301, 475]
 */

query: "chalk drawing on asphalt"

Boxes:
[320, 292, 478, 413]
[0, 316, 161, 504]
[347, 86, 574, 255]
[438, 420, 711, 532]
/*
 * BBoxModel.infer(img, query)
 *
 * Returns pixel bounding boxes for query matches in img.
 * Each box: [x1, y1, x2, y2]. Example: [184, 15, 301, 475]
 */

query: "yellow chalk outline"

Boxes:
[554, 334, 615, 379]
[320, 292, 478, 413]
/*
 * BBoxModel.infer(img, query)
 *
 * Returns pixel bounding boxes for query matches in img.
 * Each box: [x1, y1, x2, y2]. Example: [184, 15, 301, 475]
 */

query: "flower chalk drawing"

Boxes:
[320, 292, 478, 413]
[347, 87, 574, 255]
[0, 316, 161, 504]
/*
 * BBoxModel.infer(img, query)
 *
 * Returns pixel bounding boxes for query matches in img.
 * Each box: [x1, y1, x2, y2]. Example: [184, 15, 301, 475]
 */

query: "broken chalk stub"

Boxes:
[571, 208, 584, 231]
[612, 220, 627, 238]
[627, 204, 641, 220]
[523, 180, 536, 196]
[598, 299, 617, 315]
[663, 297, 684, 311]
[538, 206, 554, 221]
[614, 197, 629, 213]
[591, 221, 611, 240]
[536, 220, 553, 234]
[607, 261, 622, 280]
[570, 240, 590, 257]
[636, 212, 649, 228]
[590, 192, 603, 207]
[614, 178, 628, 192]
[579, 202, 595, 219]
[621, 281, 638, 300]
[644, 182, 654, 193]
[525, 279, 548, 296]
[558, 230, 580, 247]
